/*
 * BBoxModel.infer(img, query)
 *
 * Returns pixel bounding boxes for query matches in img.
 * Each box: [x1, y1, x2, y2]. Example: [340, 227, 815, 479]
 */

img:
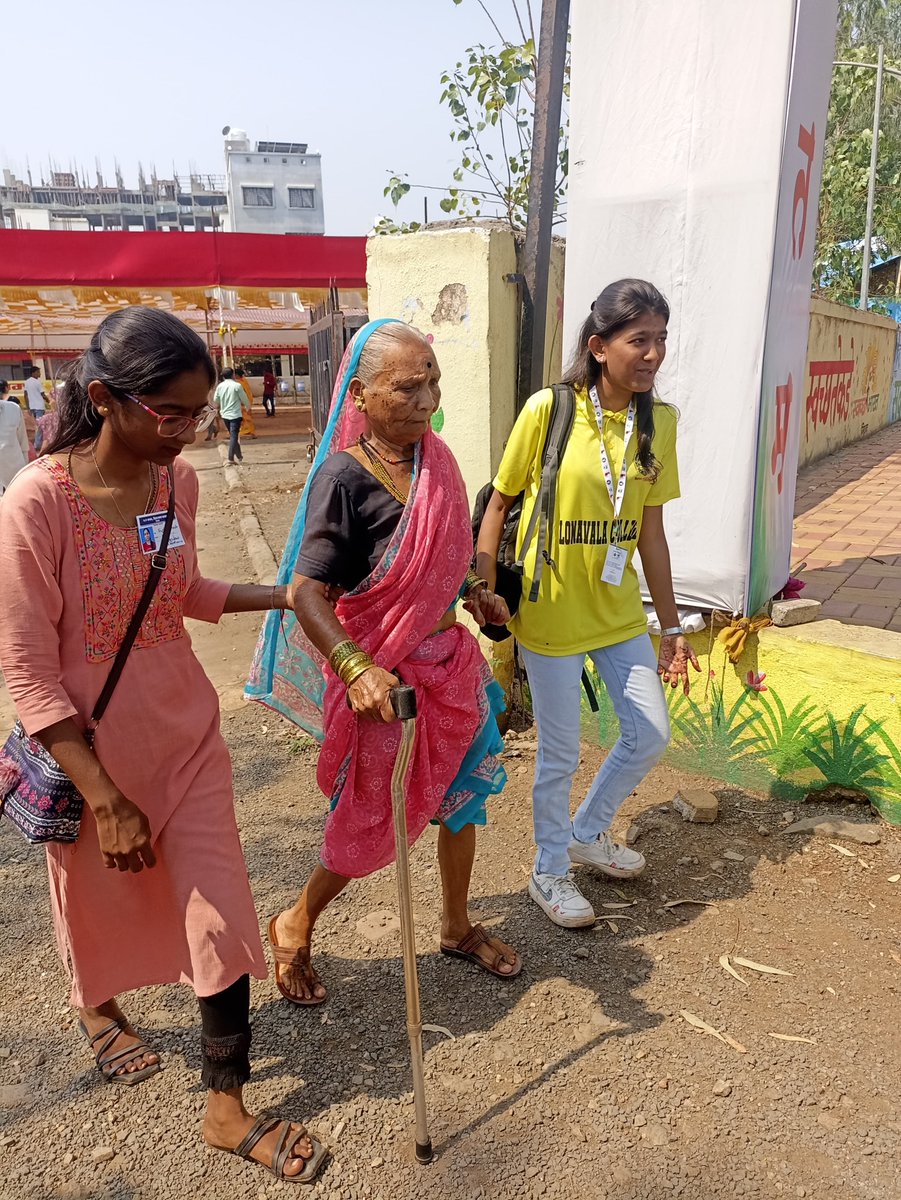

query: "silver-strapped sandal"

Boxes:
[79, 1018, 161, 1086]
[222, 1114, 329, 1185]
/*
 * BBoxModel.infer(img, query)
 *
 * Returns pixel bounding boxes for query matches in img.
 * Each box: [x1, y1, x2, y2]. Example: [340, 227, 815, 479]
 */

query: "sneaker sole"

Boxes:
[528, 879, 596, 929]
[567, 848, 646, 879]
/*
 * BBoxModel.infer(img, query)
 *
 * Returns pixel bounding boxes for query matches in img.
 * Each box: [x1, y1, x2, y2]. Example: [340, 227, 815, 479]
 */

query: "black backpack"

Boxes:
[472, 383, 576, 642]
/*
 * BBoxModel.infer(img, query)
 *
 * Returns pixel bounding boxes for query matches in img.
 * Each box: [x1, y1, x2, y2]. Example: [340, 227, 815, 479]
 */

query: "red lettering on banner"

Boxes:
[770, 374, 793, 495]
[792, 123, 816, 260]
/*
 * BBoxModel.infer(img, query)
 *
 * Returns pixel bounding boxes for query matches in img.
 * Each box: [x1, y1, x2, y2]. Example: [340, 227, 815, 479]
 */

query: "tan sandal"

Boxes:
[268, 916, 327, 1006]
[440, 923, 522, 979]
[217, 1114, 328, 1184]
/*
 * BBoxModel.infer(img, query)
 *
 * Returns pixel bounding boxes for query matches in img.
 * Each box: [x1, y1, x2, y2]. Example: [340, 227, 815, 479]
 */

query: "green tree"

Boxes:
[815, 0, 901, 303]
[375, 0, 568, 234]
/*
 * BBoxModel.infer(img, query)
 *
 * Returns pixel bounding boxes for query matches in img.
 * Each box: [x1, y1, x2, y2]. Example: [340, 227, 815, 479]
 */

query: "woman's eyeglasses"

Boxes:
[125, 393, 208, 439]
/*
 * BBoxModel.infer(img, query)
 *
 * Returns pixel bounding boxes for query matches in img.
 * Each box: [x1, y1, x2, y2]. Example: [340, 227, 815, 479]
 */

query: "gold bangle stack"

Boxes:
[329, 639, 375, 688]
[464, 568, 488, 594]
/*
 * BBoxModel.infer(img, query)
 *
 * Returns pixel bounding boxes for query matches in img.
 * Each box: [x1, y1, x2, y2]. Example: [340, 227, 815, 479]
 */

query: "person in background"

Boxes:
[0, 381, 29, 496]
[235, 368, 257, 440]
[34, 395, 61, 455]
[0, 307, 327, 1184]
[476, 278, 699, 930]
[213, 368, 251, 465]
[24, 367, 47, 421]
[262, 365, 277, 418]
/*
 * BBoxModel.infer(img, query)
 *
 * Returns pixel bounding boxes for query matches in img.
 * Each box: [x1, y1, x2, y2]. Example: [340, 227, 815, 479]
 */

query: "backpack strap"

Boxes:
[514, 383, 576, 604]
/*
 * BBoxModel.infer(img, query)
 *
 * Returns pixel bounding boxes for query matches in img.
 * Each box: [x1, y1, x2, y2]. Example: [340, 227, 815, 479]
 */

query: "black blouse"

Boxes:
[295, 452, 404, 591]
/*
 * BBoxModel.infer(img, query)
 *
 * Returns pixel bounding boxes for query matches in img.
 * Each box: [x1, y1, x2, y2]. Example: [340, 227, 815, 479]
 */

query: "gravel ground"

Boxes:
[1, 447, 899, 1199]
[1, 708, 899, 1200]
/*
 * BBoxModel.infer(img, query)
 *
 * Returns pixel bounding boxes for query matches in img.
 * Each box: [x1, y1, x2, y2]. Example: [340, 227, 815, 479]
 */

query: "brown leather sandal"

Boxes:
[440, 923, 522, 979]
[219, 1114, 328, 1184]
[79, 1018, 161, 1085]
[268, 916, 327, 1006]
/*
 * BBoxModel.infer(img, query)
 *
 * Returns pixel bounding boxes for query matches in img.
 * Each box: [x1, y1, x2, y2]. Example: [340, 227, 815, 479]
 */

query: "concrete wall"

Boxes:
[582, 621, 901, 825]
[801, 298, 899, 466]
[366, 222, 564, 505]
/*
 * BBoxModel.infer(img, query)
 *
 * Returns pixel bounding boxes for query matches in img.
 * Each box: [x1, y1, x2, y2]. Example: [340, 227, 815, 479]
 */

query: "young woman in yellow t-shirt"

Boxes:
[477, 278, 699, 929]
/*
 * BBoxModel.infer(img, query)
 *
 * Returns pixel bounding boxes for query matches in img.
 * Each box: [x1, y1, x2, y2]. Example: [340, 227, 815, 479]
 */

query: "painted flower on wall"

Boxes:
[746, 671, 768, 692]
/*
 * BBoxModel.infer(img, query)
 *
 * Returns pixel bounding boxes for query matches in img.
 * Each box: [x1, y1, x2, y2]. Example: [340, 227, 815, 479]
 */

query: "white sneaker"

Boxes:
[568, 831, 646, 878]
[528, 871, 596, 928]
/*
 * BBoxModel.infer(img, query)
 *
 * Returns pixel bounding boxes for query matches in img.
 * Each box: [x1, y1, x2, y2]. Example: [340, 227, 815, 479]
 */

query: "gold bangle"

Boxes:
[340, 655, 375, 688]
[329, 639, 361, 671]
[335, 650, 373, 682]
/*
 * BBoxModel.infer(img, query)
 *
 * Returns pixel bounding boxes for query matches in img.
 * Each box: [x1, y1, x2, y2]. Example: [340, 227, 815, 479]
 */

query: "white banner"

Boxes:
[565, 0, 837, 614]
[748, 0, 839, 613]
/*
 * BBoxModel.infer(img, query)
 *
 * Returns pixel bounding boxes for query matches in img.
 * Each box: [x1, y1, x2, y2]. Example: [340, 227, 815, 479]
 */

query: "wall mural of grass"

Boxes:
[580, 660, 901, 821]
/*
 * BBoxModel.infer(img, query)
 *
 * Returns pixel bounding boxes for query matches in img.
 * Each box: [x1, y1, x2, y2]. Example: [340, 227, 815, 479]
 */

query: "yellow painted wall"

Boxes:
[367, 224, 517, 506]
[366, 222, 565, 505]
[801, 298, 898, 465]
[582, 620, 901, 824]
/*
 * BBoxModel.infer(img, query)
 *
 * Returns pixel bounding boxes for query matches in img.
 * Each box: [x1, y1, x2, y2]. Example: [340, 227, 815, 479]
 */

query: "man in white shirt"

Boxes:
[24, 368, 46, 420]
[213, 368, 251, 464]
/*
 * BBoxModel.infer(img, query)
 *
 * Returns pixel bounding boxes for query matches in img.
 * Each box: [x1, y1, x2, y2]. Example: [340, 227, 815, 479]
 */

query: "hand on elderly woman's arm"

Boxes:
[463, 586, 510, 627]
[291, 573, 400, 722]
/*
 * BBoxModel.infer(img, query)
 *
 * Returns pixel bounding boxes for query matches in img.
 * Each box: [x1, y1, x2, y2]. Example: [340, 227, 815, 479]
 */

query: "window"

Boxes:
[242, 186, 274, 207]
[288, 187, 316, 209]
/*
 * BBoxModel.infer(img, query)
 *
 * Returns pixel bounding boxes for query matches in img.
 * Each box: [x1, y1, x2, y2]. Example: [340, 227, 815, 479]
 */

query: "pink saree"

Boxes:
[248, 319, 505, 879]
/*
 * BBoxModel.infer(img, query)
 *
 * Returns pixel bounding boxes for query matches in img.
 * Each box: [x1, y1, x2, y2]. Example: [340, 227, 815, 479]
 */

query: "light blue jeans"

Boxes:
[520, 634, 670, 877]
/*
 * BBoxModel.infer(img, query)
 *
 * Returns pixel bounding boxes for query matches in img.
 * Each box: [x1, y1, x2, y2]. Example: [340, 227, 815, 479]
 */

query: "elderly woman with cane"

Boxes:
[248, 319, 521, 1004]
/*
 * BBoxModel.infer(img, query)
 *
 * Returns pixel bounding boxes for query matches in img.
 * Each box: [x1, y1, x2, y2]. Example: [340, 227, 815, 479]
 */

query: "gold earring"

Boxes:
[354, 398, 365, 412]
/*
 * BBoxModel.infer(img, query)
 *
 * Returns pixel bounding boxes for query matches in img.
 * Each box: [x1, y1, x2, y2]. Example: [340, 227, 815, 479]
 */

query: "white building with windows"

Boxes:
[223, 129, 325, 235]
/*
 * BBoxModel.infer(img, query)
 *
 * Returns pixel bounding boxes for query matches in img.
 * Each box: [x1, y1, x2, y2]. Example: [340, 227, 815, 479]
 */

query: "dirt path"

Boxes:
[0, 447, 899, 1200]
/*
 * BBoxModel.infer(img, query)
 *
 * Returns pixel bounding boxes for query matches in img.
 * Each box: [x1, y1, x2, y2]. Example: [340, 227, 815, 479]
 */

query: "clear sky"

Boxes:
[2, 0, 508, 235]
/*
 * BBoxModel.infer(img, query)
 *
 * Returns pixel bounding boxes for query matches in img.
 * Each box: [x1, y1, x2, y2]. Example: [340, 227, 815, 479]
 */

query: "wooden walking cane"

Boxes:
[389, 684, 434, 1164]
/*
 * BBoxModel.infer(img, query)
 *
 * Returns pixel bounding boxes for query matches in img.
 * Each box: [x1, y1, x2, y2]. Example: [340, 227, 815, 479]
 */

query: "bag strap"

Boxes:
[88, 469, 177, 729]
[515, 383, 576, 604]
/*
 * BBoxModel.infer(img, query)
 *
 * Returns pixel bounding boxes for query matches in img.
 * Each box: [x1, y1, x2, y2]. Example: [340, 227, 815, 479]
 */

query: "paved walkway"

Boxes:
[792, 422, 901, 631]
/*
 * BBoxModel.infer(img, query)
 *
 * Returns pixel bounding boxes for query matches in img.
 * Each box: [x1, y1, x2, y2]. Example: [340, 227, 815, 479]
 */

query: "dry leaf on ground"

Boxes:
[664, 899, 718, 910]
[719, 954, 749, 986]
[601, 901, 636, 910]
[732, 956, 793, 977]
[888, 874, 900, 883]
[768, 1033, 817, 1045]
[422, 1024, 455, 1040]
[828, 843, 856, 857]
[680, 1010, 747, 1053]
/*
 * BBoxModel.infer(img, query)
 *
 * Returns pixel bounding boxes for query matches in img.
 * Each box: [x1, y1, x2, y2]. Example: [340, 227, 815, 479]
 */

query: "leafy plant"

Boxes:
[815, 1, 901, 301]
[802, 705, 892, 793]
[750, 691, 826, 775]
[665, 680, 770, 784]
[376, 0, 569, 233]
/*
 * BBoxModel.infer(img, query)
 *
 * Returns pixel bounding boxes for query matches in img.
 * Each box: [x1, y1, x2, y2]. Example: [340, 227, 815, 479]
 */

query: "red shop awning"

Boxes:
[0, 229, 367, 289]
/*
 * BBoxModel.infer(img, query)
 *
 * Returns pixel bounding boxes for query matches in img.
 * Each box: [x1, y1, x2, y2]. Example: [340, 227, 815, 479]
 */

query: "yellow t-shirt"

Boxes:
[493, 387, 680, 656]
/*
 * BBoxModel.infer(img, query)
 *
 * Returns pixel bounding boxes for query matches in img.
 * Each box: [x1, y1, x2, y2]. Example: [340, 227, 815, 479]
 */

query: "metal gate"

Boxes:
[308, 291, 367, 441]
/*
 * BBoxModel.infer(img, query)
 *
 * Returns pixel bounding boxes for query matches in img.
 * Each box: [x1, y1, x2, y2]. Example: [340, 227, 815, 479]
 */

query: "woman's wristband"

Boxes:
[660, 625, 684, 638]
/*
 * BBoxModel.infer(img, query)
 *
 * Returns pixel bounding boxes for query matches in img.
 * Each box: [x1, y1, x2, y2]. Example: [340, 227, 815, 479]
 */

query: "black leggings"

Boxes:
[197, 974, 251, 1091]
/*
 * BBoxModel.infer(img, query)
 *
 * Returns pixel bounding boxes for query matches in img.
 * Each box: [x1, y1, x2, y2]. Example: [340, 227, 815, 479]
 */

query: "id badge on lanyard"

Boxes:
[589, 387, 636, 587]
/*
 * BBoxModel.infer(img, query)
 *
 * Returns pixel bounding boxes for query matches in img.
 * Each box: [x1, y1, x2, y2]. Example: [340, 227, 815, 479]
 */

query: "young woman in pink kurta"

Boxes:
[0, 307, 326, 1185]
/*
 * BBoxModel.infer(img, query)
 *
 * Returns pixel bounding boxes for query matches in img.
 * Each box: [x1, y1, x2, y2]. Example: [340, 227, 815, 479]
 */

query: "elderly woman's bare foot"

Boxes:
[440, 923, 522, 979]
[268, 914, 328, 1005]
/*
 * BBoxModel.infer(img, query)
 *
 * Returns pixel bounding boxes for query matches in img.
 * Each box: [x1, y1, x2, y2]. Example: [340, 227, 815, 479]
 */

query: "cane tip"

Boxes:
[415, 1138, 434, 1164]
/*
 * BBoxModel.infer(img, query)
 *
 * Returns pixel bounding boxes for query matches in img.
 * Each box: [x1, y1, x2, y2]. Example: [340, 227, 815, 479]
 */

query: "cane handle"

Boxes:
[390, 684, 418, 722]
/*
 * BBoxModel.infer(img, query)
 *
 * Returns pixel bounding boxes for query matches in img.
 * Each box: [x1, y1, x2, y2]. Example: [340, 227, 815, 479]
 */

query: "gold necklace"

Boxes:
[358, 438, 409, 505]
[90, 446, 155, 528]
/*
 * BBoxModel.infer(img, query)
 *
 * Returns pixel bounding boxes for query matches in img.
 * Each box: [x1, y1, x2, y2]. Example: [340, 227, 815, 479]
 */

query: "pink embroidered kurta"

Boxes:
[0, 456, 266, 1005]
